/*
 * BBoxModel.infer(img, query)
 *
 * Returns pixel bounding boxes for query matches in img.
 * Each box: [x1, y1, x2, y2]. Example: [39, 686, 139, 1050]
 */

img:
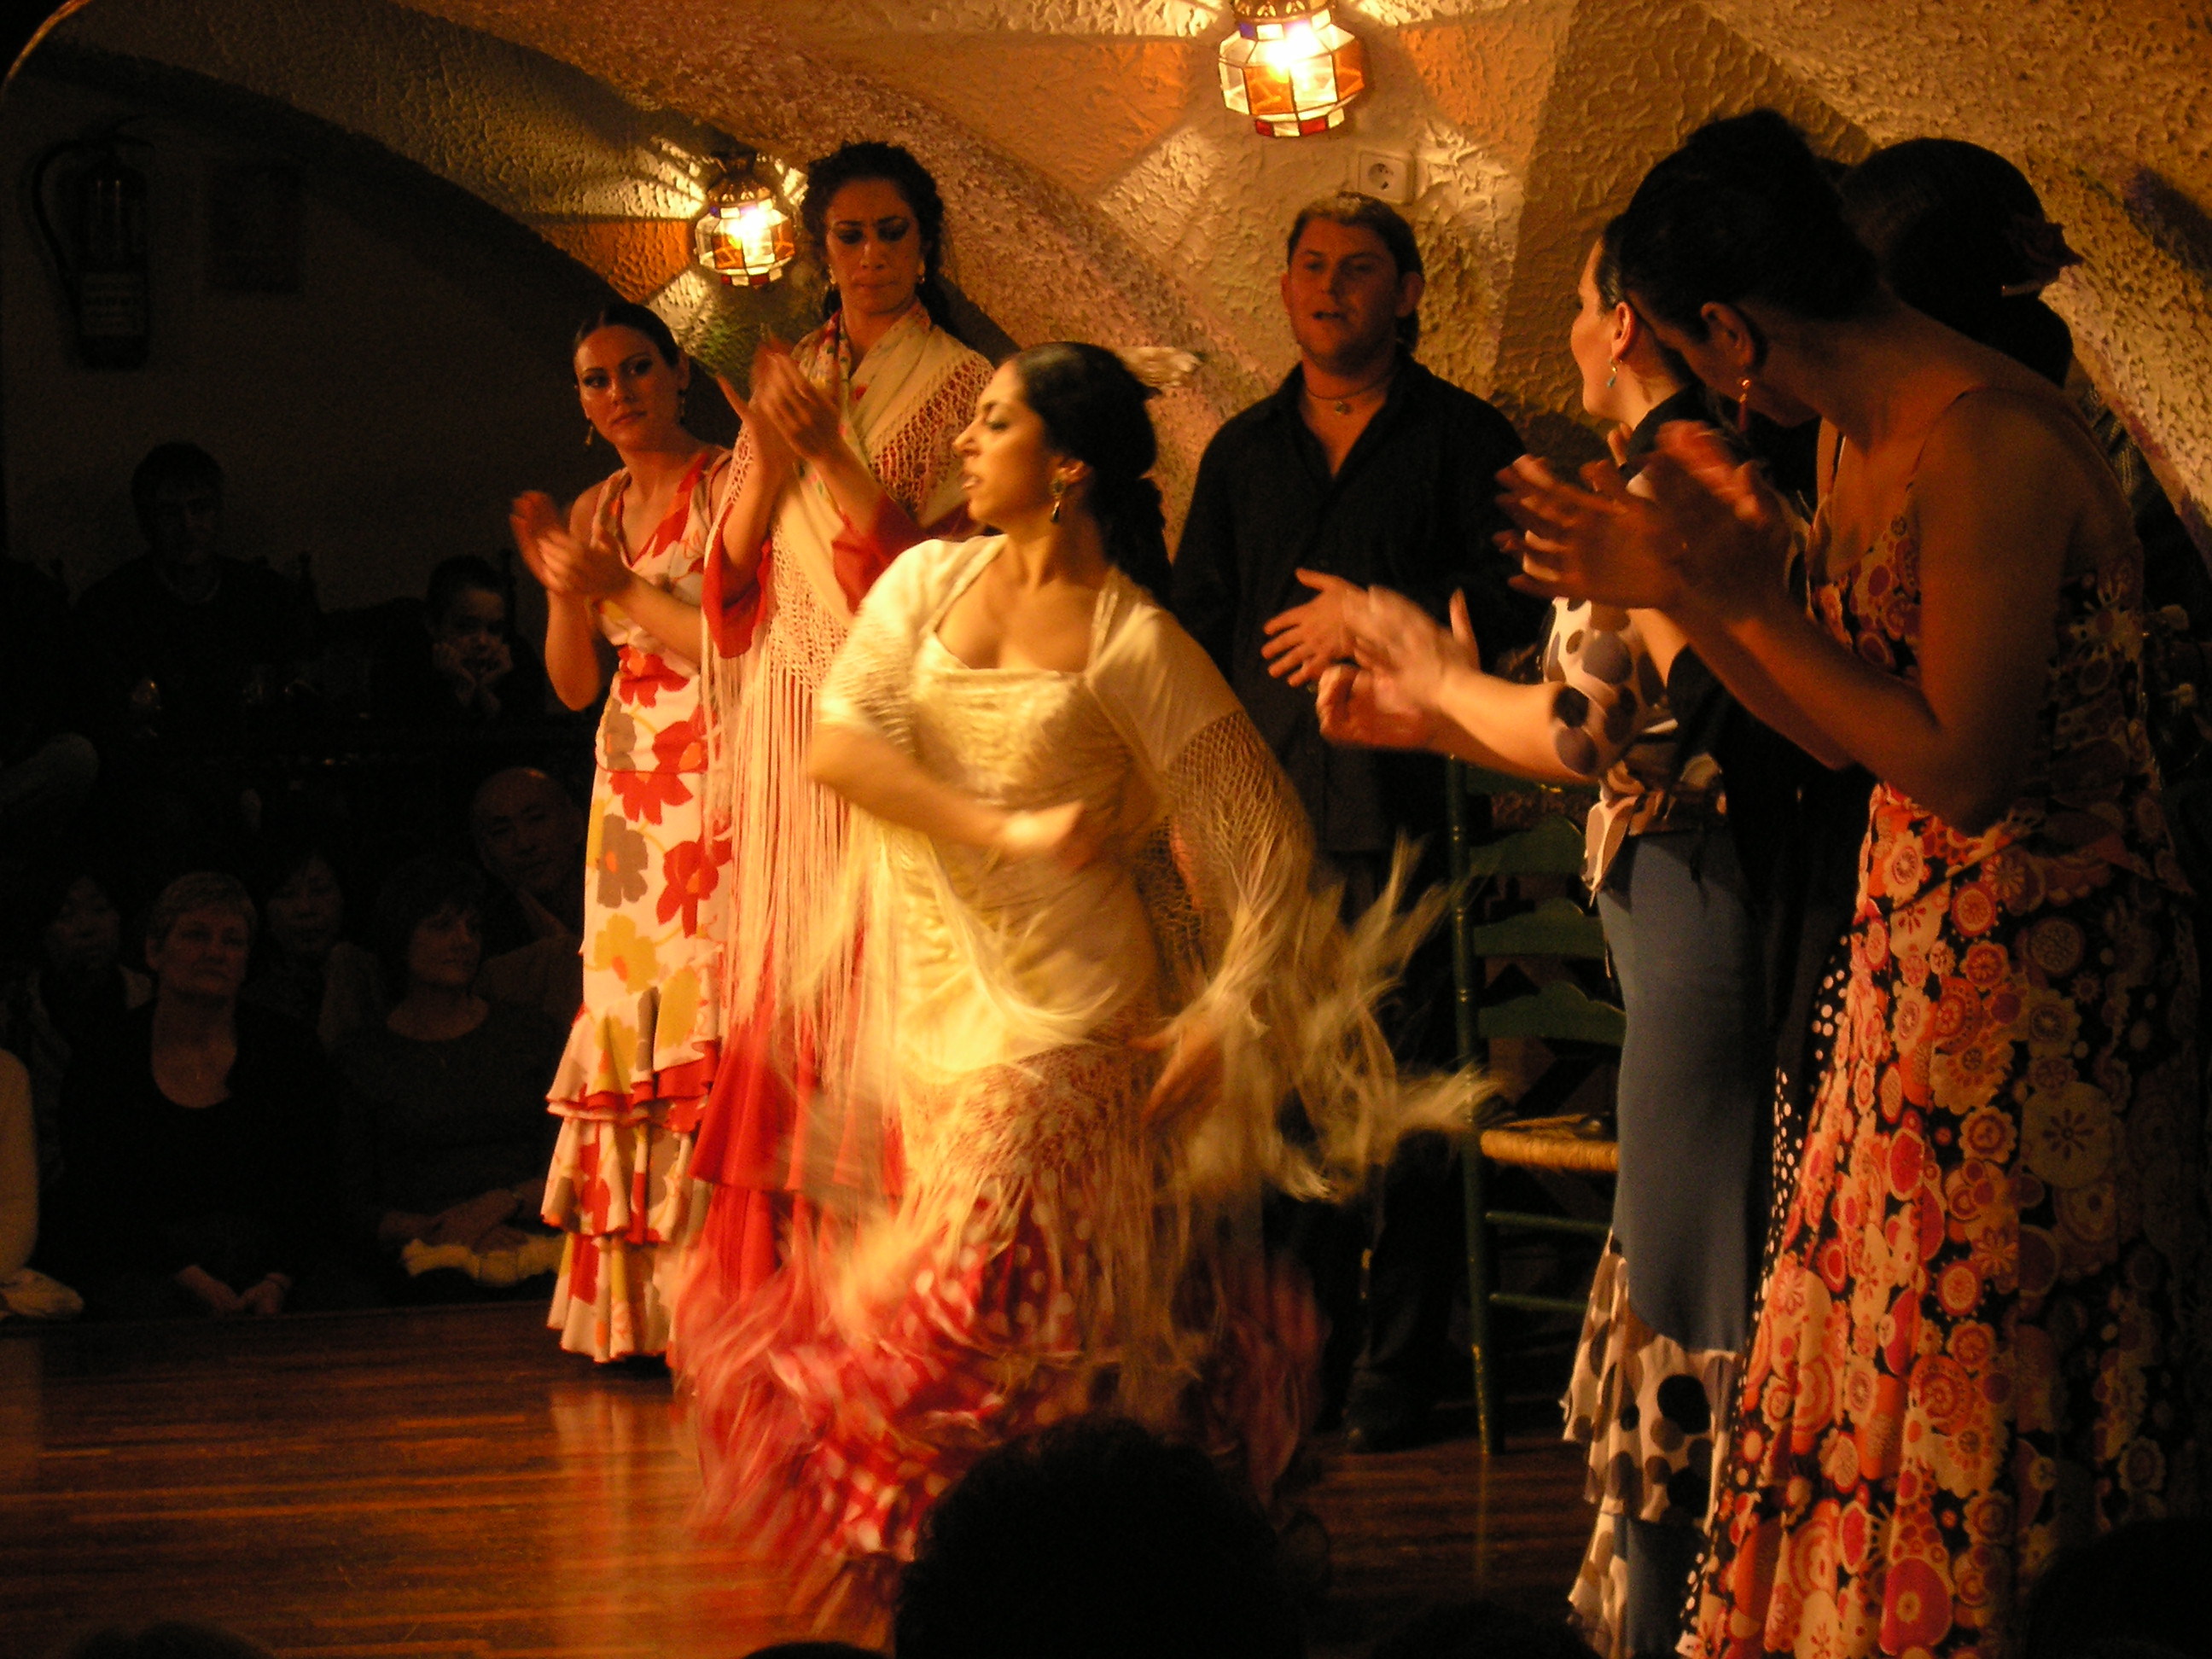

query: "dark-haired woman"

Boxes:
[335, 857, 566, 1301]
[1499, 110, 2204, 1659]
[1321, 222, 1849, 1659]
[681, 142, 991, 1352]
[509, 300, 731, 1360]
[681, 344, 1460, 1626]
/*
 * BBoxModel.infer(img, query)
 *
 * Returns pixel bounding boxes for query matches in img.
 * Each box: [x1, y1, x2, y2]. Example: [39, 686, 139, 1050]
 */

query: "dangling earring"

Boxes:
[584, 421, 597, 448]
[1605, 358, 1619, 389]
[677, 387, 688, 419]
[1736, 376, 1755, 434]
[1050, 478, 1066, 525]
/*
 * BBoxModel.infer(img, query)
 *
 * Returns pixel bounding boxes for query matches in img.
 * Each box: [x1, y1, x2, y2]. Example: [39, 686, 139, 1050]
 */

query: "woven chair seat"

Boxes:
[1478, 1114, 1620, 1174]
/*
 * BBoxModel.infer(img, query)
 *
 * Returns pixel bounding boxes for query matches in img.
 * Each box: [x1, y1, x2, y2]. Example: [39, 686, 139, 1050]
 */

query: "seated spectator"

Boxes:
[1, 1047, 82, 1319]
[892, 1416, 1302, 1659]
[0, 551, 97, 858]
[241, 843, 385, 1051]
[335, 855, 564, 1301]
[54, 873, 351, 1318]
[76, 442, 313, 743]
[0, 866, 152, 1197]
[469, 766, 585, 1022]
[371, 555, 552, 730]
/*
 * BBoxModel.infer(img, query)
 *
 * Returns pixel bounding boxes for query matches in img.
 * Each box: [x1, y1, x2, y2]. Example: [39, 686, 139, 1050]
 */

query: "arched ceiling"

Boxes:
[21, 0, 2212, 543]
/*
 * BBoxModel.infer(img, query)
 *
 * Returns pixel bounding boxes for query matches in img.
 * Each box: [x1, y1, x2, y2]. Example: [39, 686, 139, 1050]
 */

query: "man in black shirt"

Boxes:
[1173, 193, 1541, 1451]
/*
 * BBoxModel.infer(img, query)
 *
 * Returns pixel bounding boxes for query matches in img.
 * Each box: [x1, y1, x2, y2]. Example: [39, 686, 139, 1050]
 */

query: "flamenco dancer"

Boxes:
[1501, 112, 2205, 1659]
[678, 344, 1475, 1632]
[509, 303, 732, 1362]
[679, 141, 991, 1344]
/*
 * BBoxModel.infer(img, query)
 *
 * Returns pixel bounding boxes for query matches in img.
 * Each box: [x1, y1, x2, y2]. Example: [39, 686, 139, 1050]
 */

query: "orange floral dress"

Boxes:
[1690, 488, 2206, 1659]
[542, 448, 729, 1360]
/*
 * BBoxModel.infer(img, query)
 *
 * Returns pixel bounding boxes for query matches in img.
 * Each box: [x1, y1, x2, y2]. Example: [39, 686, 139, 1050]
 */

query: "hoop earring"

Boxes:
[1050, 479, 1066, 525]
[1736, 376, 1755, 434]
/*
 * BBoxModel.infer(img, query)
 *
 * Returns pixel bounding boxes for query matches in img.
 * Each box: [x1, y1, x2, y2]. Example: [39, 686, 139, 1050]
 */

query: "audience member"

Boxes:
[2020, 1517, 2209, 1659]
[335, 855, 564, 1300]
[76, 443, 314, 742]
[0, 865, 152, 1196]
[892, 1416, 1303, 1659]
[54, 873, 352, 1318]
[1369, 1598, 1600, 1659]
[0, 551, 98, 857]
[241, 843, 385, 1052]
[1, 1046, 82, 1319]
[372, 554, 553, 730]
[1171, 192, 1535, 1450]
[468, 765, 586, 1022]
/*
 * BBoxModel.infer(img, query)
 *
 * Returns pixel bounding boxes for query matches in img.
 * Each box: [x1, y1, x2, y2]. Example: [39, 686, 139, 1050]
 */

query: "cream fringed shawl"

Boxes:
[696, 309, 989, 1077]
[800, 534, 1487, 1222]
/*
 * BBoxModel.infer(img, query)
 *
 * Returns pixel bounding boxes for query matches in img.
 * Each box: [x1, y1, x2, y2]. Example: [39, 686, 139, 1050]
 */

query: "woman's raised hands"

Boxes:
[509, 492, 631, 600]
[1496, 422, 1795, 616]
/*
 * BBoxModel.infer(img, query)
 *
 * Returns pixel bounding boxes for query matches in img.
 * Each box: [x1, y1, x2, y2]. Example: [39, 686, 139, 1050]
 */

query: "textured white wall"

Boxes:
[25, 0, 2212, 547]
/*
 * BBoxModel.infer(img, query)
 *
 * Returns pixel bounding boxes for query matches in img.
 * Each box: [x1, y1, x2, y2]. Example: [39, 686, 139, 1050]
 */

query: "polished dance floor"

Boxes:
[0, 1303, 1589, 1656]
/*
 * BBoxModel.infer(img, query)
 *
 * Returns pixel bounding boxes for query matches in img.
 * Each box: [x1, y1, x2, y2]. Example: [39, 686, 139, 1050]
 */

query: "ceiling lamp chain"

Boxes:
[694, 148, 795, 288]
[1217, 0, 1368, 138]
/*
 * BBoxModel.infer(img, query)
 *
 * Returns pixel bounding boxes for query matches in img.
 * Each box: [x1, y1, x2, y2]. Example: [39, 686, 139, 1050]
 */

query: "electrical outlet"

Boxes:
[1353, 149, 1412, 204]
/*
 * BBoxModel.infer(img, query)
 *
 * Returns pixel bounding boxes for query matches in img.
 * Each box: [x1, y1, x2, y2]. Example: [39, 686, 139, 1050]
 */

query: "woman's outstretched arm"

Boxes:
[807, 724, 1092, 864]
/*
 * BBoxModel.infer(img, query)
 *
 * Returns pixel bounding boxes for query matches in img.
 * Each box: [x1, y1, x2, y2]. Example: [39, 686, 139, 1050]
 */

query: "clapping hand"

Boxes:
[1496, 454, 1687, 610]
[741, 341, 845, 467]
[716, 345, 799, 481]
[1317, 587, 1478, 752]
[509, 492, 631, 601]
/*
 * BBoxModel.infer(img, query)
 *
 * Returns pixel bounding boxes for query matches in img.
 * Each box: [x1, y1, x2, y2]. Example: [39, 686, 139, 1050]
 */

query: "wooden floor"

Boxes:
[0, 1304, 1592, 1657]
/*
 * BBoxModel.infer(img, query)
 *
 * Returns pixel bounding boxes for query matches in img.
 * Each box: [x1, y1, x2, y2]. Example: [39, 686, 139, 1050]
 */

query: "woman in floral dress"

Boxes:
[510, 300, 731, 1361]
[1500, 112, 2204, 1659]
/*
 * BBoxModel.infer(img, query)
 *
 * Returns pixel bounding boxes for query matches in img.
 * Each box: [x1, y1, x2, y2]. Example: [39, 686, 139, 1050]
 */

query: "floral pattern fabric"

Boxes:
[1690, 489, 2206, 1659]
[542, 448, 729, 1361]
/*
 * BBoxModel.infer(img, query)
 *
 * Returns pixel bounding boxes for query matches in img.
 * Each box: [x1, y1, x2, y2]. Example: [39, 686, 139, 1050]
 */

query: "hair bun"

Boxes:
[1112, 347, 1200, 395]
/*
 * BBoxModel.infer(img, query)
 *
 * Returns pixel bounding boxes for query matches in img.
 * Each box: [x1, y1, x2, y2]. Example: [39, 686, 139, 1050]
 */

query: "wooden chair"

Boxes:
[1447, 760, 1622, 1452]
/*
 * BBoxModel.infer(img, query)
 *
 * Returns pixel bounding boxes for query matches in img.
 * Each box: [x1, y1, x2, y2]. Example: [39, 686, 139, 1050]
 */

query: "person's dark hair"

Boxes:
[1008, 343, 1173, 605]
[1615, 109, 1880, 349]
[49, 1621, 276, 1659]
[1592, 213, 1695, 390]
[2022, 1516, 2212, 1659]
[572, 300, 682, 370]
[425, 555, 508, 631]
[1287, 192, 1423, 352]
[130, 442, 224, 535]
[1841, 138, 2075, 387]
[372, 854, 486, 989]
[893, 1415, 1302, 1659]
[800, 141, 952, 324]
[1371, 1598, 1599, 1659]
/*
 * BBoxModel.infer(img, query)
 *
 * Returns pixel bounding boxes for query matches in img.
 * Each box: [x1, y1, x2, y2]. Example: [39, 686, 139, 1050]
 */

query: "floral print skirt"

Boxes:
[1690, 794, 2205, 1659]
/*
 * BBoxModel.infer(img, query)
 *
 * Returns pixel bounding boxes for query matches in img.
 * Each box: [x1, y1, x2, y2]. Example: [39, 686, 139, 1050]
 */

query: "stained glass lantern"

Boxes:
[694, 154, 795, 288]
[1218, 1, 1367, 137]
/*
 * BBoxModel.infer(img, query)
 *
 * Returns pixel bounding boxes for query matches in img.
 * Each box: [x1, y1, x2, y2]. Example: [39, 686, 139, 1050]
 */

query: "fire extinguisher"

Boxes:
[32, 122, 152, 370]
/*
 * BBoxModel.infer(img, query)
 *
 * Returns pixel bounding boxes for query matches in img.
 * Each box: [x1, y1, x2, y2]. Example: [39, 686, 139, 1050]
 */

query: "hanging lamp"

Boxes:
[693, 150, 795, 288]
[1218, 1, 1367, 137]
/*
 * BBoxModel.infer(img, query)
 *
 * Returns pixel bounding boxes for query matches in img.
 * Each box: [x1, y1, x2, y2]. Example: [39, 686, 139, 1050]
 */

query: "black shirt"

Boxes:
[77, 555, 313, 741]
[1172, 358, 1538, 853]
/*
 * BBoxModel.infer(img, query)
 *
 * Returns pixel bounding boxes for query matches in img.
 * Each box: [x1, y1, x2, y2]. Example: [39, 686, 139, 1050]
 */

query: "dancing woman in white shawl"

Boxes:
[681, 344, 1476, 1622]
